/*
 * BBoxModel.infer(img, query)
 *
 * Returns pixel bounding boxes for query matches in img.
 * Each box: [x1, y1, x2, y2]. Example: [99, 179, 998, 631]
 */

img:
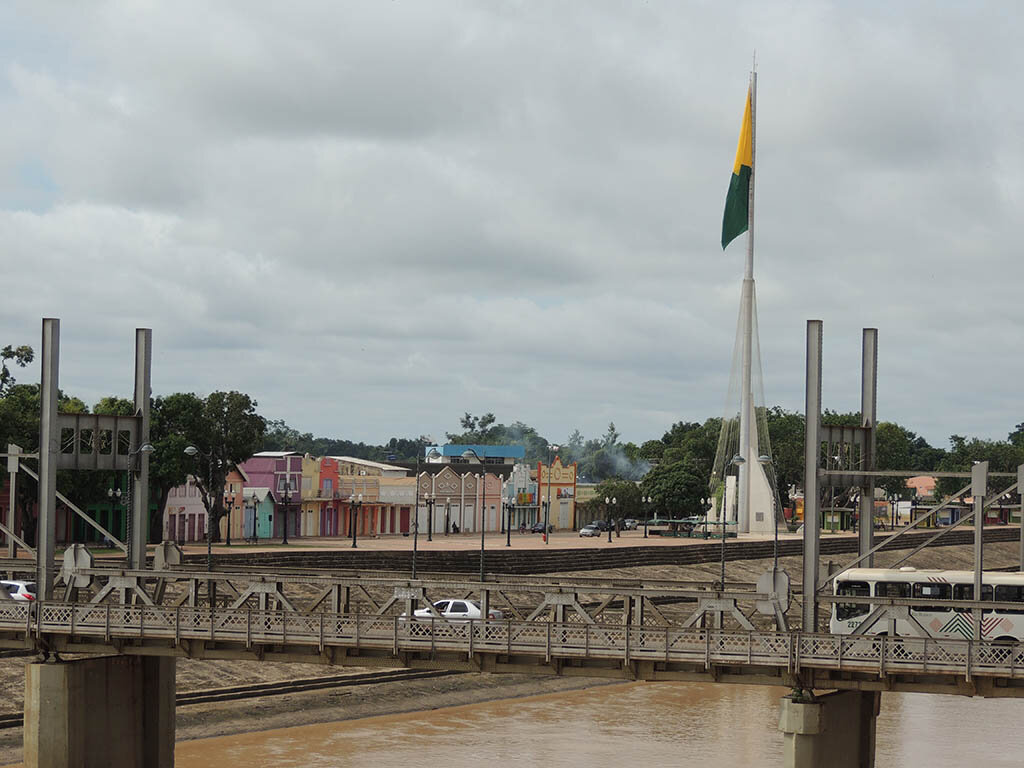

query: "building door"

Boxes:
[257, 505, 273, 539]
[399, 508, 410, 534]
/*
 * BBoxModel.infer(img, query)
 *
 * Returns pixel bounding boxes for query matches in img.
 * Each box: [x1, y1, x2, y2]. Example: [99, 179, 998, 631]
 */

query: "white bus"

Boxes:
[830, 566, 1024, 641]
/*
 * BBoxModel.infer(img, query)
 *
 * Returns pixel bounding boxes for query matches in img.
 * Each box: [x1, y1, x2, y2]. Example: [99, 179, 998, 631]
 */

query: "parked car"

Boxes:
[579, 524, 600, 537]
[530, 522, 554, 533]
[401, 599, 503, 623]
[623, 519, 639, 530]
[591, 520, 611, 531]
[0, 580, 36, 601]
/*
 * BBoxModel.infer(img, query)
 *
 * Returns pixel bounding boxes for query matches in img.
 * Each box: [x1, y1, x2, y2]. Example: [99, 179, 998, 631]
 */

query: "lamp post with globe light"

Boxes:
[462, 448, 489, 581]
[605, 497, 616, 543]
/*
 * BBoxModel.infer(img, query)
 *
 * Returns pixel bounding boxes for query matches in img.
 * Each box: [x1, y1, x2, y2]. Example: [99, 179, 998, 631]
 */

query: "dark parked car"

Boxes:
[530, 522, 554, 533]
[591, 520, 611, 531]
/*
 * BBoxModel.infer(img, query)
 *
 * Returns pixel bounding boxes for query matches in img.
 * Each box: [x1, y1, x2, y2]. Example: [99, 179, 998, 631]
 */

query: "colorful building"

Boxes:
[536, 456, 578, 529]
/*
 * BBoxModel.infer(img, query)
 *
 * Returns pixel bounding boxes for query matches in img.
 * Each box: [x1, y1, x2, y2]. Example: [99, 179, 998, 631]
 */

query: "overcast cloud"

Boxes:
[1, 1, 1021, 449]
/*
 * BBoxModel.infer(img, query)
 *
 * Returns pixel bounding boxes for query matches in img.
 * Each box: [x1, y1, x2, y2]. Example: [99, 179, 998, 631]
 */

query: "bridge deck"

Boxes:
[5, 602, 1024, 698]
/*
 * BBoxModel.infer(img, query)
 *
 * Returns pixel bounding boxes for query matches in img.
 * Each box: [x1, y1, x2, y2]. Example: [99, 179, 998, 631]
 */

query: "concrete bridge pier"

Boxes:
[778, 690, 879, 768]
[24, 655, 175, 768]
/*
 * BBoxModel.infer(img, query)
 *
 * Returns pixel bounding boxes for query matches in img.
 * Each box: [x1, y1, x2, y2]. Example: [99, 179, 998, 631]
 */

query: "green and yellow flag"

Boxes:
[721, 87, 752, 250]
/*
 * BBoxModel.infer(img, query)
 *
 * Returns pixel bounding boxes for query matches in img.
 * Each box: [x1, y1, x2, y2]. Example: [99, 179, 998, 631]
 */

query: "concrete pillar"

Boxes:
[24, 655, 175, 768]
[778, 690, 879, 768]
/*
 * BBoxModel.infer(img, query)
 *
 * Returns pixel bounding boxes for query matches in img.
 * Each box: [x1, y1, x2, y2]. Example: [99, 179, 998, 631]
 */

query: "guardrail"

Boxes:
[3, 602, 1023, 681]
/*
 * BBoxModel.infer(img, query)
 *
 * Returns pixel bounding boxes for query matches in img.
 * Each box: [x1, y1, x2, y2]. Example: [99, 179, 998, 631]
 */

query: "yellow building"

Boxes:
[536, 457, 578, 529]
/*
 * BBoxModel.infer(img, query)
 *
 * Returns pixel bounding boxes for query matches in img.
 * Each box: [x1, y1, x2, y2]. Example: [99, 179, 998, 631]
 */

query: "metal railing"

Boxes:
[4, 601, 1022, 681]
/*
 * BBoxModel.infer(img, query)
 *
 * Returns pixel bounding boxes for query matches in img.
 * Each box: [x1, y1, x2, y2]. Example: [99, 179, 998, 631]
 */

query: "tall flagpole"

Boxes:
[737, 69, 756, 534]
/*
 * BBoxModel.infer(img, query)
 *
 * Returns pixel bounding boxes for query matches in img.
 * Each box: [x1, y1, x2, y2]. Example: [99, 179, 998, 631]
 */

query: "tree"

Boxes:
[0, 345, 33, 397]
[150, 393, 206, 543]
[188, 392, 265, 542]
[935, 435, 1023, 499]
[765, 407, 804, 507]
[640, 459, 706, 518]
[592, 477, 642, 519]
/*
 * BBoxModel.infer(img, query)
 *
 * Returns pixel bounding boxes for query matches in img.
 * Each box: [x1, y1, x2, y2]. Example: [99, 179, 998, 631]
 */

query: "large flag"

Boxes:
[721, 87, 752, 250]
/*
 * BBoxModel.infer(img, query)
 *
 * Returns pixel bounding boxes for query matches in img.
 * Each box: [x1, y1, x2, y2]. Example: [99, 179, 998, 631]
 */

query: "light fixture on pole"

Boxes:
[758, 454, 778, 573]
[544, 444, 559, 545]
[106, 486, 122, 549]
[462, 448, 488, 581]
[425, 493, 435, 542]
[723, 454, 745, 589]
[605, 497, 616, 543]
[248, 489, 259, 544]
[349, 493, 362, 548]
[505, 500, 512, 547]
[642, 495, 652, 539]
[184, 445, 215, 572]
[412, 447, 443, 579]
[445, 496, 451, 536]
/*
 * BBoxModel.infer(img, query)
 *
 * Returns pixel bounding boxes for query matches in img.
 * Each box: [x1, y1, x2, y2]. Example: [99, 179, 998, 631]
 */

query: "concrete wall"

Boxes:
[24, 655, 175, 768]
[778, 690, 880, 768]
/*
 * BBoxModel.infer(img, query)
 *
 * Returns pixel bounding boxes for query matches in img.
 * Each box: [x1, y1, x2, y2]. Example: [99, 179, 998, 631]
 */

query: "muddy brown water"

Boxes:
[159, 681, 1023, 767]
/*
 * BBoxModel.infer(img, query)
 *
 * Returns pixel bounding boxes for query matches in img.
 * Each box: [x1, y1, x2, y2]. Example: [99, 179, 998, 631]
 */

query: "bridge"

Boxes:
[7, 318, 1024, 768]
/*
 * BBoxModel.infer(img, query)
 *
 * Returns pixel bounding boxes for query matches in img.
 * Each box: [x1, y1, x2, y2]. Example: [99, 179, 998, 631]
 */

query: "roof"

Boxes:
[429, 444, 526, 460]
[331, 456, 406, 472]
[252, 451, 302, 458]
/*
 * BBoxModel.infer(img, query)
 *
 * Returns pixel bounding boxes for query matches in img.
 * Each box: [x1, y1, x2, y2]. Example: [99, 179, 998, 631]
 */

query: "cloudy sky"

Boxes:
[1, 2, 1021, 450]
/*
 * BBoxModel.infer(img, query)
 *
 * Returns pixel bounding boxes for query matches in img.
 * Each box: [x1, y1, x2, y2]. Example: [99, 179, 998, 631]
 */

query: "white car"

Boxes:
[0, 580, 36, 601]
[403, 599, 503, 623]
[579, 524, 600, 537]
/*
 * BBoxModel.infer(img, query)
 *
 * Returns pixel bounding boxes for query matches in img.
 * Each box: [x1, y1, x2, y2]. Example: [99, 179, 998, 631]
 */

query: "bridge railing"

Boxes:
[7, 602, 1023, 680]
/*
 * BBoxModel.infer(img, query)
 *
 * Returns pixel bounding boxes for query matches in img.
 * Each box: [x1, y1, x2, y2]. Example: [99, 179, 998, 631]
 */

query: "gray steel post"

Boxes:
[1019, 464, 1024, 572]
[859, 329, 877, 566]
[972, 461, 988, 640]
[802, 320, 823, 633]
[37, 318, 60, 601]
[132, 329, 152, 570]
[6, 444, 19, 559]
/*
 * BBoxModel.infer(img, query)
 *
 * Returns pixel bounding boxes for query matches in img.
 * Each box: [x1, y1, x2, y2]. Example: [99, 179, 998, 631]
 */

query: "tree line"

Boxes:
[2, 343, 1022, 539]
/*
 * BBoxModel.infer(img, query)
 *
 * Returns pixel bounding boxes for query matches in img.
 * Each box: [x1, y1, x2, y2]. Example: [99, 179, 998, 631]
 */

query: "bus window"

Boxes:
[953, 584, 993, 601]
[836, 581, 870, 620]
[994, 585, 1024, 614]
[911, 582, 950, 612]
[875, 581, 910, 599]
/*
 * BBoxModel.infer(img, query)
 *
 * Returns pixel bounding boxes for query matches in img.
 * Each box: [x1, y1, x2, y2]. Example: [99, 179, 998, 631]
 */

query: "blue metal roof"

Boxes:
[428, 444, 526, 460]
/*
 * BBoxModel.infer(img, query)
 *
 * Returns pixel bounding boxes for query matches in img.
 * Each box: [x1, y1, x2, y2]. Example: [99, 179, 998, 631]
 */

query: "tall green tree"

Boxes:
[185, 392, 265, 542]
[0, 345, 33, 397]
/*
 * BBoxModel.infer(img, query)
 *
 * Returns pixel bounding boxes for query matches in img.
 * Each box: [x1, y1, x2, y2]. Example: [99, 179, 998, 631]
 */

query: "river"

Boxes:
[166, 682, 1024, 768]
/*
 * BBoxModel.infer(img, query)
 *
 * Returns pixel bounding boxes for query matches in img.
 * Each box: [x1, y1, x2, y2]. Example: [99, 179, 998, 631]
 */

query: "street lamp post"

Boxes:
[605, 497, 616, 543]
[282, 480, 291, 546]
[184, 445, 215, 572]
[724, 454, 745, 589]
[106, 486, 122, 548]
[505, 501, 512, 547]
[643, 495, 652, 539]
[544, 444, 559, 545]
[758, 455, 779, 574]
[248, 491, 259, 544]
[445, 496, 451, 536]
[412, 447, 443, 580]
[424, 493, 436, 542]
[426, 493, 435, 542]
[462, 449, 488, 581]
[349, 493, 362, 548]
